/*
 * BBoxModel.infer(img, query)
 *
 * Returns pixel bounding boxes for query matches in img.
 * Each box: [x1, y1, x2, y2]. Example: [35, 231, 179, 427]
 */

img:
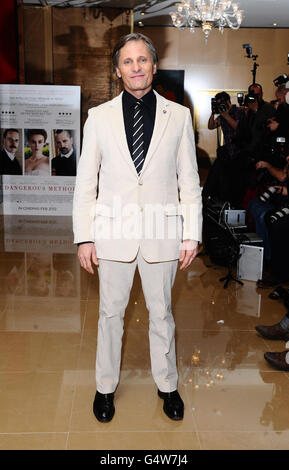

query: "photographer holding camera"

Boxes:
[248, 152, 289, 268]
[203, 91, 243, 205]
[267, 84, 289, 137]
[247, 80, 289, 266]
[236, 84, 276, 160]
[208, 91, 242, 158]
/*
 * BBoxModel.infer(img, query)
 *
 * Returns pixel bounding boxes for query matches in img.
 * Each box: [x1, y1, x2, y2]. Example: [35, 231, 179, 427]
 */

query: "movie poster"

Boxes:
[0, 84, 81, 215]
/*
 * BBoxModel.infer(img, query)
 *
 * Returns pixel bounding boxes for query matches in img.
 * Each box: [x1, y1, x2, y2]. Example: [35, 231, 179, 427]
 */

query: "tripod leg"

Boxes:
[219, 273, 244, 288]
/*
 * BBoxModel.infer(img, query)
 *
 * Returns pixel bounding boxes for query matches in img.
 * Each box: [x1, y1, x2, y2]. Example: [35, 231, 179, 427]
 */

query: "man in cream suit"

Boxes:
[73, 33, 202, 423]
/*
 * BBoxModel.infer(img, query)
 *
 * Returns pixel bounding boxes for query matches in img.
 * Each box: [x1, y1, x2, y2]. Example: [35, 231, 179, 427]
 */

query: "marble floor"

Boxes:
[0, 214, 289, 450]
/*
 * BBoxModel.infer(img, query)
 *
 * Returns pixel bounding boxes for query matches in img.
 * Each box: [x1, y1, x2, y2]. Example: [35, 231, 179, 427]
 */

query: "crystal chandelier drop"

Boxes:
[170, 0, 243, 43]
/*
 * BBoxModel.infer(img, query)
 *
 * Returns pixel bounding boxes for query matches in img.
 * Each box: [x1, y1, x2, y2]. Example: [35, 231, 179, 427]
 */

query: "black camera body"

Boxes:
[211, 97, 228, 114]
[255, 136, 288, 185]
[243, 43, 252, 58]
[261, 136, 288, 164]
[273, 73, 289, 87]
[244, 92, 259, 106]
[268, 136, 288, 166]
[259, 186, 278, 203]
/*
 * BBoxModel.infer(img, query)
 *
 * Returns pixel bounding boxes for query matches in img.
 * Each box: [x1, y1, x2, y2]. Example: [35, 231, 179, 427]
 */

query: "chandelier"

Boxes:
[170, 0, 243, 43]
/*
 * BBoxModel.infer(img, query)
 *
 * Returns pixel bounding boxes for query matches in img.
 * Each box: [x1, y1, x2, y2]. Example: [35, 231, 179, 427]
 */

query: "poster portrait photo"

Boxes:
[24, 129, 50, 176]
[0, 128, 23, 175]
[24, 129, 49, 176]
[51, 129, 77, 176]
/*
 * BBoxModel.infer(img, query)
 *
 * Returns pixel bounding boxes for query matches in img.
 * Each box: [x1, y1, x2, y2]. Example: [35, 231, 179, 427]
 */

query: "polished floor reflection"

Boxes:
[0, 215, 289, 449]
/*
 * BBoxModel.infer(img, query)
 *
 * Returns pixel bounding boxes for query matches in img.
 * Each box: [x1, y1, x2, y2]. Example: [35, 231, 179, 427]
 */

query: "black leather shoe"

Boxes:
[158, 389, 184, 421]
[255, 323, 289, 341]
[93, 391, 115, 423]
[264, 351, 289, 371]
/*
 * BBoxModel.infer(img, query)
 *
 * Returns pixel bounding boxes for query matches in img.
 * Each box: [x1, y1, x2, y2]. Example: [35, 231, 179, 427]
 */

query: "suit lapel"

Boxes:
[140, 91, 171, 175]
[108, 92, 138, 177]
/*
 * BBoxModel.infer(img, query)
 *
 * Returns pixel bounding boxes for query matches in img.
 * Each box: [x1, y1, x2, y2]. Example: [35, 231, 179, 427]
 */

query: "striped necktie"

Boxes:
[132, 100, 144, 175]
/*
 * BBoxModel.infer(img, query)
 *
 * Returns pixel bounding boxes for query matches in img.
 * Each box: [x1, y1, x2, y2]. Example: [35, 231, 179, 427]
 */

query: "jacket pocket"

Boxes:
[164, 205, 182, 216]
[95, 204, 115, 218]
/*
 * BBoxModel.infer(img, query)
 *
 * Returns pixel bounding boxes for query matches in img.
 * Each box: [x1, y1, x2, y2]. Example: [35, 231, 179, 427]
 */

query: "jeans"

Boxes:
[248, 197, 275, 260]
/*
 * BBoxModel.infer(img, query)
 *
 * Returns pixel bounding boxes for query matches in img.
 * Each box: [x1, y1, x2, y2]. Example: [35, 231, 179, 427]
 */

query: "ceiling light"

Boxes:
[170, 0, 244, 43]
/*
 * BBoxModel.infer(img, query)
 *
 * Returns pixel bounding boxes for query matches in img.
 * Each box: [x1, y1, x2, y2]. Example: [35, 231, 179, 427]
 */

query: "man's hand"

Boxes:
[267, 118, 279, 132]
[256, 160, 269, 170]
[248, 101, 258, 112]
[275, 185, 288, 196]
[179, 240, 198, 270]
[219, 110, 230, 119]
[77, 243, 98, 274]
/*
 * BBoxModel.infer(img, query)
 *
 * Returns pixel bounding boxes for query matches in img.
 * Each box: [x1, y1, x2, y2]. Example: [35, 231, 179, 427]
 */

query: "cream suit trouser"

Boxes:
[95, 249, 179, 394]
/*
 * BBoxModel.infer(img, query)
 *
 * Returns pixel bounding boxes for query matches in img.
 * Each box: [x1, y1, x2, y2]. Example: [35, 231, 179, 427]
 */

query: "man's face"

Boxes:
[216, 98, 230, 111]
[55, 131, 73, 155]
[115, 40, 157, 98]
[3, 131, 19, 155]
[276, 91, 285, 105]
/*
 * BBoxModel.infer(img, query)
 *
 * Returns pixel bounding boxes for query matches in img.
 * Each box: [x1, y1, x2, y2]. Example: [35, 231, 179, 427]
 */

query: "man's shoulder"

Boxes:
[261, 100, 275, 114]
[169, 100, 189, 114]
[162, 98, 191, 123]
[262, 100, 274, 108]
[52, 154, 61, 164]
[0, 148, 12, 163]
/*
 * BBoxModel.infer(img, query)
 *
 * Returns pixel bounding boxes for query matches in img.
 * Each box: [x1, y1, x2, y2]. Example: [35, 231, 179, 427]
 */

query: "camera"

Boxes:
[256, 136, 288, 183]
[237, 93, 244, 106]
[270, 207, 289, 223]
[211, 97, 228, 114]
[275, 136, 287, 154]
[259, 186, 278, 203]
[273, 73, 289, 87]
[243, 43, 252, 58]
[269, 136, 288, 164]
[244, 92, 259, 106]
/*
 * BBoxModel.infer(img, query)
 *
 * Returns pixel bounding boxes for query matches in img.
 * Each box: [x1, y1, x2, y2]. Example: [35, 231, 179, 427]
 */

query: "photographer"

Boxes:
[208, 91, 242, 159]
[267, 84, 289, 138]
[236, 83, 276, 161]
[248, 155, 288, 264]
[203, 91, 243, 205]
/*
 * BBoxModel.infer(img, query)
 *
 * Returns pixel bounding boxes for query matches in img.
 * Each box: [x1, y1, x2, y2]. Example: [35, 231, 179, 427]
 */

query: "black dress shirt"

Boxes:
[122, 88, 156, 161]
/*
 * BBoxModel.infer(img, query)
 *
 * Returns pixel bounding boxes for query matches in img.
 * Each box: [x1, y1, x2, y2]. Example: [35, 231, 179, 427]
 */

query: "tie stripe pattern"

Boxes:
[132, 101, 144, 175]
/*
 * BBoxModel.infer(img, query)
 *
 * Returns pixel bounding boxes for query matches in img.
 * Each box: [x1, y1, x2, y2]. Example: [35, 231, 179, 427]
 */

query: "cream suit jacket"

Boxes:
[73, 90, 202, 262]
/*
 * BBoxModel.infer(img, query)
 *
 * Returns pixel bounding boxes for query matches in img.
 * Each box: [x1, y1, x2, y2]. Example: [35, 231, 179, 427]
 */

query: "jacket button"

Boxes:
[138, 180, 143, 186]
